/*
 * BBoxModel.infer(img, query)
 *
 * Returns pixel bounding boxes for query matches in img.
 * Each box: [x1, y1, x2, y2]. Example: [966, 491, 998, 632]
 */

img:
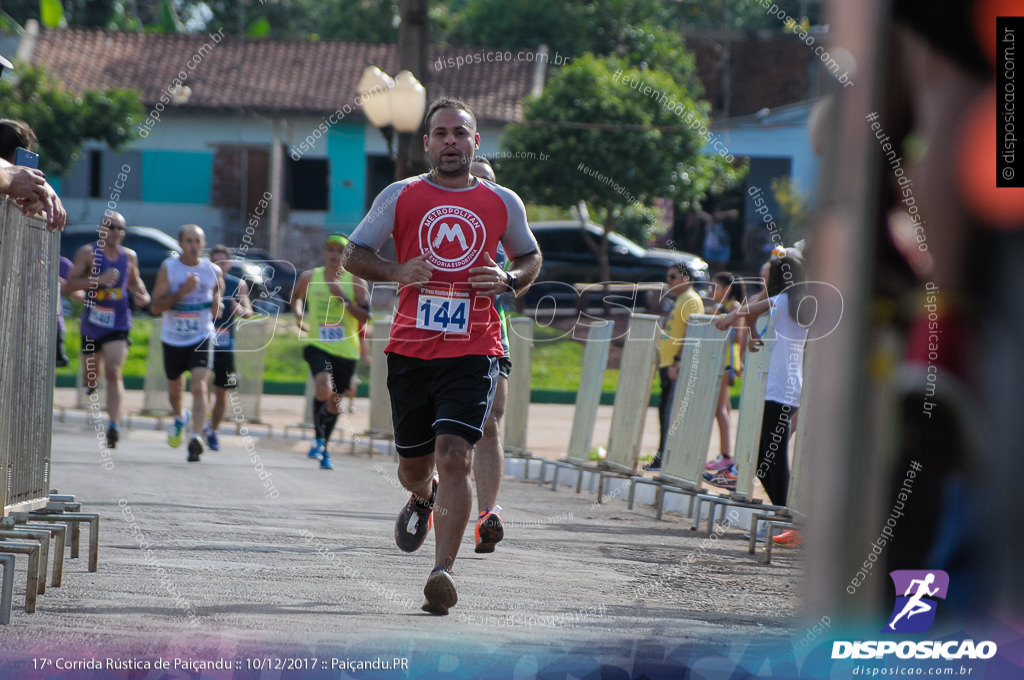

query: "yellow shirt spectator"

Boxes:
[659, 287, 704, 368]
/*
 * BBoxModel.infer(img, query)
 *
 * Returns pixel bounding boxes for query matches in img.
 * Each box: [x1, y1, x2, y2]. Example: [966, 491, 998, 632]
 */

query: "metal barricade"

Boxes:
[140, 318, 173, 416]
[658, 315, 731, 488]
[349, 317, 393, 455]
[536, 321, 613, 488]
[0, 199, 56, 514]
[563, 313, 659, 501]
[503, 316, 533, 458]
[731, 316, 775, 502]
[229, 317, 269, 428]
[627, 314, 730, 519]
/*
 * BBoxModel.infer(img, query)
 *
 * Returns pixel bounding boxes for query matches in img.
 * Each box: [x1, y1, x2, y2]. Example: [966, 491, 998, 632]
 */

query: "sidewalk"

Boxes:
[52, 387, 741, 464]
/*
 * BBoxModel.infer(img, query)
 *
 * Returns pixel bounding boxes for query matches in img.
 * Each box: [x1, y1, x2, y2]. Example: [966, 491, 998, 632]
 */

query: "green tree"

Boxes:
[444, 0, 681, 60]
[1, 0, 161, 30]
[499, 54, 743, 281]
[770, 175, 809, 245]
[200, 0, 398, 39]
[670, 0, 825, 30]
[0, 63, 143, 177]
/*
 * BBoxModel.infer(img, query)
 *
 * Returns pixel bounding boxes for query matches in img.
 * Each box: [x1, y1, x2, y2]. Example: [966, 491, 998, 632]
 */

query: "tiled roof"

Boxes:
[30, 28, 536, 122]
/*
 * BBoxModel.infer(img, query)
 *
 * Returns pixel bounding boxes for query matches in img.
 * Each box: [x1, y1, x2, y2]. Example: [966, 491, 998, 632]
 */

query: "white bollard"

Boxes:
[604, 314, 661, 475]
[503, 316, 533, 457]
[659, 314, 730, 486]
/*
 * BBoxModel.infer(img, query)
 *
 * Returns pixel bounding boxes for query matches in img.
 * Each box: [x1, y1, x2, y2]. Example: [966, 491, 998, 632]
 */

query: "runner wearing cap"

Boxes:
[291, 233, 370, 470]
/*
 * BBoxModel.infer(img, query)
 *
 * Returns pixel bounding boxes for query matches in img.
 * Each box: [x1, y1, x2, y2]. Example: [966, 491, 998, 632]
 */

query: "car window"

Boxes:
[536, 229, 593, 254]
[59, 233, 95, 260]
[129, 236, 179, 268]
[605, 231, 646, 257]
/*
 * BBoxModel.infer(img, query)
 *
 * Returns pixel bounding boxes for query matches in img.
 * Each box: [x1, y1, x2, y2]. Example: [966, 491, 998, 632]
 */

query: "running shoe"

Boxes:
[187, 434, 203, 462]
[395, 476, 437, 553]
[772, 529, 802, 546]
[205, 427, 220, 451]
[105, 423, 119, 449]
[168, 409, 190, 448]
[307, 438, 326, 460]
[421, 566, 457, 615]
[704, 454, 734, 471]
[320, 452, 335, 470]
[702, 464, 737, 490]
[474, 505, 504, 554]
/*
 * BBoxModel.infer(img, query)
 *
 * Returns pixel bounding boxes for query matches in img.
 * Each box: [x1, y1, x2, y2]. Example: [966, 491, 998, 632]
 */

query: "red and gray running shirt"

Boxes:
[349, 174, 538, 359]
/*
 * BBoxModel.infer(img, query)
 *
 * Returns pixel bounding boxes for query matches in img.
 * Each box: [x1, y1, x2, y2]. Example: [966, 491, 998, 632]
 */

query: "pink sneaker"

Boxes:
[704, 455, 734, 471]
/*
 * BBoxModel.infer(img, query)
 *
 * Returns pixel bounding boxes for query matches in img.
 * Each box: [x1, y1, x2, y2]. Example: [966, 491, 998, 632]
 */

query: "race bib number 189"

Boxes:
[417, 295, 468, 334]
[319, 323, 347, 342]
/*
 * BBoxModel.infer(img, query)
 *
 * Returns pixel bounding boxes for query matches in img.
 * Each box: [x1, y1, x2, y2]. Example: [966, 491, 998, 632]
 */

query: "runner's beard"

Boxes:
[433, 152, 470, 178]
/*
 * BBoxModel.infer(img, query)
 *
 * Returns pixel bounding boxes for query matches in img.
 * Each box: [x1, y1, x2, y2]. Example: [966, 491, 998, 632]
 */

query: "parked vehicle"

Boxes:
[60, 225, 182, 294]
[524, 221, 710, 309]
[59, 225, 286, 312]
[231, 247, 297, 312]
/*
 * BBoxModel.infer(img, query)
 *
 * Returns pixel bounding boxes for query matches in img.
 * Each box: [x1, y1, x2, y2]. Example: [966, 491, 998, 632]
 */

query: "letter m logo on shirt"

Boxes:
[432, 222, 468, 251]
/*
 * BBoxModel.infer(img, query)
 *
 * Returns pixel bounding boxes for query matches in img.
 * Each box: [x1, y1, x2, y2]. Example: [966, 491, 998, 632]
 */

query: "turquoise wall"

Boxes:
[706, 124, 819, 200]
[327, 125, 366, 231]
[141, 151, 213, 204]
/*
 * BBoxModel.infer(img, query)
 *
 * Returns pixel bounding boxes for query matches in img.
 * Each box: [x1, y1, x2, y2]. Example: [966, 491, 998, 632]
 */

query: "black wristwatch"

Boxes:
[505, 270, 519, 291]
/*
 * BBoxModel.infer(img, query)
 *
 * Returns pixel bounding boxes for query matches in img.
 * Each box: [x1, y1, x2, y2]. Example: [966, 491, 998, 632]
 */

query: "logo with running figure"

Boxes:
[884, 570, 949, 634]
[419, 205, 486, 271]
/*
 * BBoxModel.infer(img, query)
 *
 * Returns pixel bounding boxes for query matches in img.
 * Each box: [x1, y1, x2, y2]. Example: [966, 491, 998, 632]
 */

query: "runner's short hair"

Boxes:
[424, 96, 477, 132]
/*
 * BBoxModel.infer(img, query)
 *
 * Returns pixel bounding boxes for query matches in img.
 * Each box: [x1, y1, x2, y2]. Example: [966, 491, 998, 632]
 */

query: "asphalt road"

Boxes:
[0, 422, 802, 679]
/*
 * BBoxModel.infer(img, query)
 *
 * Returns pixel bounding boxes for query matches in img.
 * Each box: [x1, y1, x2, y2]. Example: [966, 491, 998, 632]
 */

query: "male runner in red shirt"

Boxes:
[345, 97, 541, 615]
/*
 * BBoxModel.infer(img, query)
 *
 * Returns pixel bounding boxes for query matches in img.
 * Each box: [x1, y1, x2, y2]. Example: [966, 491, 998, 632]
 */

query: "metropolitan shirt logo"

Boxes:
[419, 205, 486, 271]
[884, 570, 949, 634]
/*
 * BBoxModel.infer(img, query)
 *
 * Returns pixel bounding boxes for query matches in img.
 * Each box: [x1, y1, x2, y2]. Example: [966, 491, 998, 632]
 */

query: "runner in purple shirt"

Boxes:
[55, 256, 79, 367]
[63, 212, 150, 448]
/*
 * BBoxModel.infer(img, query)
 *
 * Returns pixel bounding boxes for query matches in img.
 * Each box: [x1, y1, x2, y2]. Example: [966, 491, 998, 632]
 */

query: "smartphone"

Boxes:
[15, 147, 39, 169]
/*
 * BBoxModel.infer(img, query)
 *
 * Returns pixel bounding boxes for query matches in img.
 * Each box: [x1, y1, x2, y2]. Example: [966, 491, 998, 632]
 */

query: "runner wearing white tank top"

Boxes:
[150, 224, 224, 463]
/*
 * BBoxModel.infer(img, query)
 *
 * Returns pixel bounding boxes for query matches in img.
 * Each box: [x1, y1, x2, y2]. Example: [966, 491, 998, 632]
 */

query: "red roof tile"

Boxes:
[30, 28, 536, 122]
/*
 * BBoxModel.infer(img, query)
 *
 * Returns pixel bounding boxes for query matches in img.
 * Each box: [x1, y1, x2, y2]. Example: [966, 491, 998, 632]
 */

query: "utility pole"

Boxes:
[397, 0, 429, 178]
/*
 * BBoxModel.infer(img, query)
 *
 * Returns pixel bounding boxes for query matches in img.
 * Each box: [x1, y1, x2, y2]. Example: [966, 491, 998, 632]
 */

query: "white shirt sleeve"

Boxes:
[348, 179, 414, 251]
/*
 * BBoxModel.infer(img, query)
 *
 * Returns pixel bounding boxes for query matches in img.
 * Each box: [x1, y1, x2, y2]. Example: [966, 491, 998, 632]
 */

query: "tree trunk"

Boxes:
[576, 205, 614, 285]
[598, 213, 616, 285]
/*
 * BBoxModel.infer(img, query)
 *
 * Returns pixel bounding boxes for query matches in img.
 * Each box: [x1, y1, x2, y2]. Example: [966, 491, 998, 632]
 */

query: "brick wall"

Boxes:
[684, 32, 824, 119]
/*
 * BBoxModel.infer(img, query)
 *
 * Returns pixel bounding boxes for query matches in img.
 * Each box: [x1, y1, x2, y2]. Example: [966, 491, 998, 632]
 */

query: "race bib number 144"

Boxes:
[417, 295, 468, 334]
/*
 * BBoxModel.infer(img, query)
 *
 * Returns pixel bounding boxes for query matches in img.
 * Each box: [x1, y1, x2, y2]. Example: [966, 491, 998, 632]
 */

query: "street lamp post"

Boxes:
[358, 66, 427, 181]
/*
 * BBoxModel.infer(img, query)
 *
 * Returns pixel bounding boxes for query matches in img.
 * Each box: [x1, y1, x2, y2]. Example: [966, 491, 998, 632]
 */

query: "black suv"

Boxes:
[530, 221, 708, 285]
[525, 221, 708, 308]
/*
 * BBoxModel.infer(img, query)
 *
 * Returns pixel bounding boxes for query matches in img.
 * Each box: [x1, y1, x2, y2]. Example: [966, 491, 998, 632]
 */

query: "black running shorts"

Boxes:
[303, 345, 357, 396]
[386, 353, 499, 458]
[162, 338, 213, 381]
[80, 330, 130, 354]
[212, 347, 237, 389]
